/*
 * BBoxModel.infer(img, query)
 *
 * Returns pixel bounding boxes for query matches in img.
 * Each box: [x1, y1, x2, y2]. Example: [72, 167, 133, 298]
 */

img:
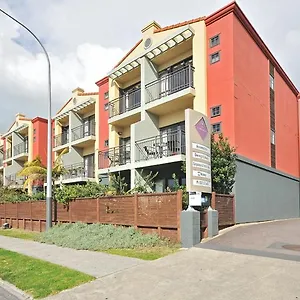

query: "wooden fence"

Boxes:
[0, 191, 235, 242]
[0, 191, 182, 242]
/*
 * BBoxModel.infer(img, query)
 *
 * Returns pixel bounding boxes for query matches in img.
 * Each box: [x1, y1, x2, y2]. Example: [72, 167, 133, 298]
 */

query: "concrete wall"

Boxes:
[234, 156, 300, 223]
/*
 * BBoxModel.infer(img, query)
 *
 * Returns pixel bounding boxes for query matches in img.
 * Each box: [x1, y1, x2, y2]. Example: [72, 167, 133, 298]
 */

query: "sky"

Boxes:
[0, 0, 299, 132]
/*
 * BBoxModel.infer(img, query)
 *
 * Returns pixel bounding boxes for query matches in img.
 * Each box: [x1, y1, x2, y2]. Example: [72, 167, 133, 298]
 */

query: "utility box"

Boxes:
[180, 209, 201, 248]
[207, 207, 219, 238]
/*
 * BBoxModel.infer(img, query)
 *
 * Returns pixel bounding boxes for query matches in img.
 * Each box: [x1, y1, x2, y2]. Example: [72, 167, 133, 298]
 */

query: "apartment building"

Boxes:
[0, 137, 3, 183]
[98, 2, 300, 223]
[53, 85, 108, 184]
[1, 114, 48, 189]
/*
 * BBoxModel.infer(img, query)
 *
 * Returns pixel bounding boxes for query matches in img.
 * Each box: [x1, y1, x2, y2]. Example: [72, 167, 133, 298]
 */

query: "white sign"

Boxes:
[189, 192, 202, 206]
[193, 170, 211, 179]
[192, 143, 210, 154]
[192, 161, 211, 170]
[193, 179, 212, 188]
[192, 152, 211, 162]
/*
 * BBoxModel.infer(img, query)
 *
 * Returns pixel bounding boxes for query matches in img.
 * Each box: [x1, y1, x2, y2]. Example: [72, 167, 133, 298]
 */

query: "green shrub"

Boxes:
[38, 222, 168, 250]
[54, 182, 109, 205]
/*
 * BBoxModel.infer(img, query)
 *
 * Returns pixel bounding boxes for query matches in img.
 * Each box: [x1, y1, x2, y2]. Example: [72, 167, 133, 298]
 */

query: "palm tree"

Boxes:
[18, 149, 68, 195]
[18, 155, 46, 196]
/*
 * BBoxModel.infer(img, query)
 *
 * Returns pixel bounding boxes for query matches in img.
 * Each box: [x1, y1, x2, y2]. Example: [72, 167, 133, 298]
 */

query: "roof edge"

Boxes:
[205, 1, 298, 96]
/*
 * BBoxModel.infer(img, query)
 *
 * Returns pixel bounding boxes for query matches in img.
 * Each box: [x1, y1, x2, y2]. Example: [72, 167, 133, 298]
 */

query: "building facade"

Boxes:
[52, 85, 108, 184]
[1, 113, 48, 189]
[97, 2, 300, 222]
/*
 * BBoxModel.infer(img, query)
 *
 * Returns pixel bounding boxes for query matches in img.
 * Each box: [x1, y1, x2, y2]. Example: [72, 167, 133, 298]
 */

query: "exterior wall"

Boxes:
[32, 118, 48, 166]
[206, 13, 235, 144]
[234, 156, 299, 223]
[233, 15, 270, 166]
[275, 70, 299, 177]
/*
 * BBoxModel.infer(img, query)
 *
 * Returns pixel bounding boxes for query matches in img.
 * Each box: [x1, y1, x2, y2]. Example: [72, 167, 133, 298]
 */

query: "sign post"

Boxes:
[185, 109, 212, 208]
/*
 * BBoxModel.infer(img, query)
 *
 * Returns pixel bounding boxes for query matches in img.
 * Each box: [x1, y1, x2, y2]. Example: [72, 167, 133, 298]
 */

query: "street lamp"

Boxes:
[0, 8, 53, 229]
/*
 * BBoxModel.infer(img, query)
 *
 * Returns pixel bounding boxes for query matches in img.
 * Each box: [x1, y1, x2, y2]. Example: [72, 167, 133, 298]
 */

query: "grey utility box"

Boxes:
[207, 207, 219, 238]
[180, 209, 201, 248]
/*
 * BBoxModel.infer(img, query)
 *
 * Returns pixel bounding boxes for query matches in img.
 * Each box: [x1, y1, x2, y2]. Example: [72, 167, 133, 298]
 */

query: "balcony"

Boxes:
[71, 122, 96, 147]
[145, 65, 195, 115]
[13, 141, 28, 160]
[54, 133, 69, 149]
[0, 158, 3, 168]
[5, 174, 26, 188]
[62, 162, 95, 182]
[3, 148, 12, 161]
[108, 89, 141, 125]
[99, 145, 131, 170]
[135, 129, 186, 164]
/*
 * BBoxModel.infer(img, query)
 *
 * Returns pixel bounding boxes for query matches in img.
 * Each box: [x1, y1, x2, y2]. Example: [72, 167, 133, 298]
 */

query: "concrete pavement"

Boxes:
[46, 247, 300, 300]
[0, 236, 143, 278]
[0, 280, 31, 300]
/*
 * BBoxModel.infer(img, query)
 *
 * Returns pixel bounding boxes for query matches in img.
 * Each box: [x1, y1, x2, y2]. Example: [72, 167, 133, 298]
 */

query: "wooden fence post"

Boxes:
[16, 202, 19, 229]
[97, 199, 100, 223]
[69, 203, 72, 223]
[134, 194, 138, 229]
[30, 201, 33, 231]
[4, 202, 6, 223]
[211, 192, 216, 209]
[176, 190, 183, 243]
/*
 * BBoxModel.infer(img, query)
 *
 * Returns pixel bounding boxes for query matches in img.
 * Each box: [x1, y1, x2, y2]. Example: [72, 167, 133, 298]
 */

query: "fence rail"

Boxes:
[98, 144, 131, 169]
[109, 88, 141, 118]
[145, 65, 194, 104]
[72, 122, 96, 141]
[135, 129, 186, 162]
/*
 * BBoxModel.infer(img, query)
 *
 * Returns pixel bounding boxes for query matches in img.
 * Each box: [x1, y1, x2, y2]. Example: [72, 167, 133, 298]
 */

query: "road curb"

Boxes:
[0, 279, 32, 300]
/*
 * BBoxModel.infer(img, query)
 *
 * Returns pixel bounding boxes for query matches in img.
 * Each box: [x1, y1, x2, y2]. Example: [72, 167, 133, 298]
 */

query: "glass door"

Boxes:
[83, 154, 94, 178]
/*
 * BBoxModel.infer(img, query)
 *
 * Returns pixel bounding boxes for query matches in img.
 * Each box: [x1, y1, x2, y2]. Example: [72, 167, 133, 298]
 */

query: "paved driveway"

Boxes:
[198, 219, 300, 261]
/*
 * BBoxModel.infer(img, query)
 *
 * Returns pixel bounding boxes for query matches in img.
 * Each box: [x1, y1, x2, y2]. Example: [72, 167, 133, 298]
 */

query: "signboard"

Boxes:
[185, 109, 212, 200]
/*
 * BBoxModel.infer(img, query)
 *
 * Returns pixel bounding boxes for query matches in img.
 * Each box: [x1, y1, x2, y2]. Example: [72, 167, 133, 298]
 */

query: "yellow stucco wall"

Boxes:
[159, 110, 185, 128]
[82, 145, 95, 156]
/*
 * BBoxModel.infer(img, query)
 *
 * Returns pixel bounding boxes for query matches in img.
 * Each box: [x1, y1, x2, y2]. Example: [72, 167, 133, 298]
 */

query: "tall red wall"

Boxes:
[206, 13, 235, 145]
[97, 77, 109, 153]
[32, 118, 48, 166]
[275, 70, 299, 177]
[232, 15, 270, 166]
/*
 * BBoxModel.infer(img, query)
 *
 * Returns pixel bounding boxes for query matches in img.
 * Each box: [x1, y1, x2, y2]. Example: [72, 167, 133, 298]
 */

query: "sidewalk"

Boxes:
[0, 236, 143, 278]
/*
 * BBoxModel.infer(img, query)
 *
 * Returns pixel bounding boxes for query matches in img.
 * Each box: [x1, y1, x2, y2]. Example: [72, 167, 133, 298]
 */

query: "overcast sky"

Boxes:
[0, 0, 298, 132]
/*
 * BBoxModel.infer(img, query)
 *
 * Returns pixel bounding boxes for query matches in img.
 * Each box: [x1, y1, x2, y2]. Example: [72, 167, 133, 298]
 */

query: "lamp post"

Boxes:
[0, 8, 53, 229]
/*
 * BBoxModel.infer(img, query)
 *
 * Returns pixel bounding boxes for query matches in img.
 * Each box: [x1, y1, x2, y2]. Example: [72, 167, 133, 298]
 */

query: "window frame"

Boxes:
[104, 139, 109, 147]
[210, 51, 221, 64]
[104, 103, 109, 111]
[270, 129, 275, 145]
[212, 122, 222, 134]
[209, 34, 220, 48]
[104, 91, 109, 99]
[211, 105, 221, 118]
[269, 74, 274, 90]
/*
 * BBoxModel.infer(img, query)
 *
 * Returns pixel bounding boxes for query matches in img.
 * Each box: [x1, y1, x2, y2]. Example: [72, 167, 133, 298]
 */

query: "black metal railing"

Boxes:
[0, 157, 3, 167]
[145, 65, 194, 104]
[63, 162, 95, 180]
[109, 88, 141, 118]
[72, 122, 96, 142]
[98, 144, 131, 169]
[14, 141, 28, 156]
[4, 148, 12, 160]
[54, 133, 69, 148]
[5, 174, 26, 186]
[135, 129, 186, 162]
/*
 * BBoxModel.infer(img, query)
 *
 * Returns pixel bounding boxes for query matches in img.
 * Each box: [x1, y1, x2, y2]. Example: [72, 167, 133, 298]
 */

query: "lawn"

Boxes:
[0, 228, 39, 240]
[0, 248, 94, 299]
[0, 225, 180, 261]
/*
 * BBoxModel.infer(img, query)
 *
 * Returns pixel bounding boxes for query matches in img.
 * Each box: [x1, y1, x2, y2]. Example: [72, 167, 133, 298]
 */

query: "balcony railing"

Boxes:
[63, 162, 95, 180]
[54, 133, 69, 148]
[71, 122, 96, 142]
[109, 88, 141, 118]
[0, 158, 3, 167]
[135, 129, 186, 162]
[4, 148, 12, 160]
[14, 141, 28, 156]
[145, 65, 194, 104]
[5, 174, 26, 187]
[99, 144, 131, 169]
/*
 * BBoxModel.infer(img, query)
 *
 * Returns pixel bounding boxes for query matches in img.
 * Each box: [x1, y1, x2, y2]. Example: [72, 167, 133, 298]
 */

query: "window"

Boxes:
[211, 105, 221, 117]
[271, 130, 275, 145]
[210, 52, 220, 64]
[104, 103, 109, 111]
[269, 74, 274, 90]
[210, 34, 220, 47]
[104, 91, 109, 99]
[33, 137, 36, 143]
[104, 140, 109, 147]
[33, 129, 36, 134]
[212, 122, 222, 134]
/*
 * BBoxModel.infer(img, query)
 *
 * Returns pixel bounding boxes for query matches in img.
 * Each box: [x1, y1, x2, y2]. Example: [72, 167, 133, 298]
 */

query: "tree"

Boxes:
[18, 149, 68, 196]
[211, 133, 237, 194]
[129, 170, 158, 194]
[18, 156, 46, 196]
